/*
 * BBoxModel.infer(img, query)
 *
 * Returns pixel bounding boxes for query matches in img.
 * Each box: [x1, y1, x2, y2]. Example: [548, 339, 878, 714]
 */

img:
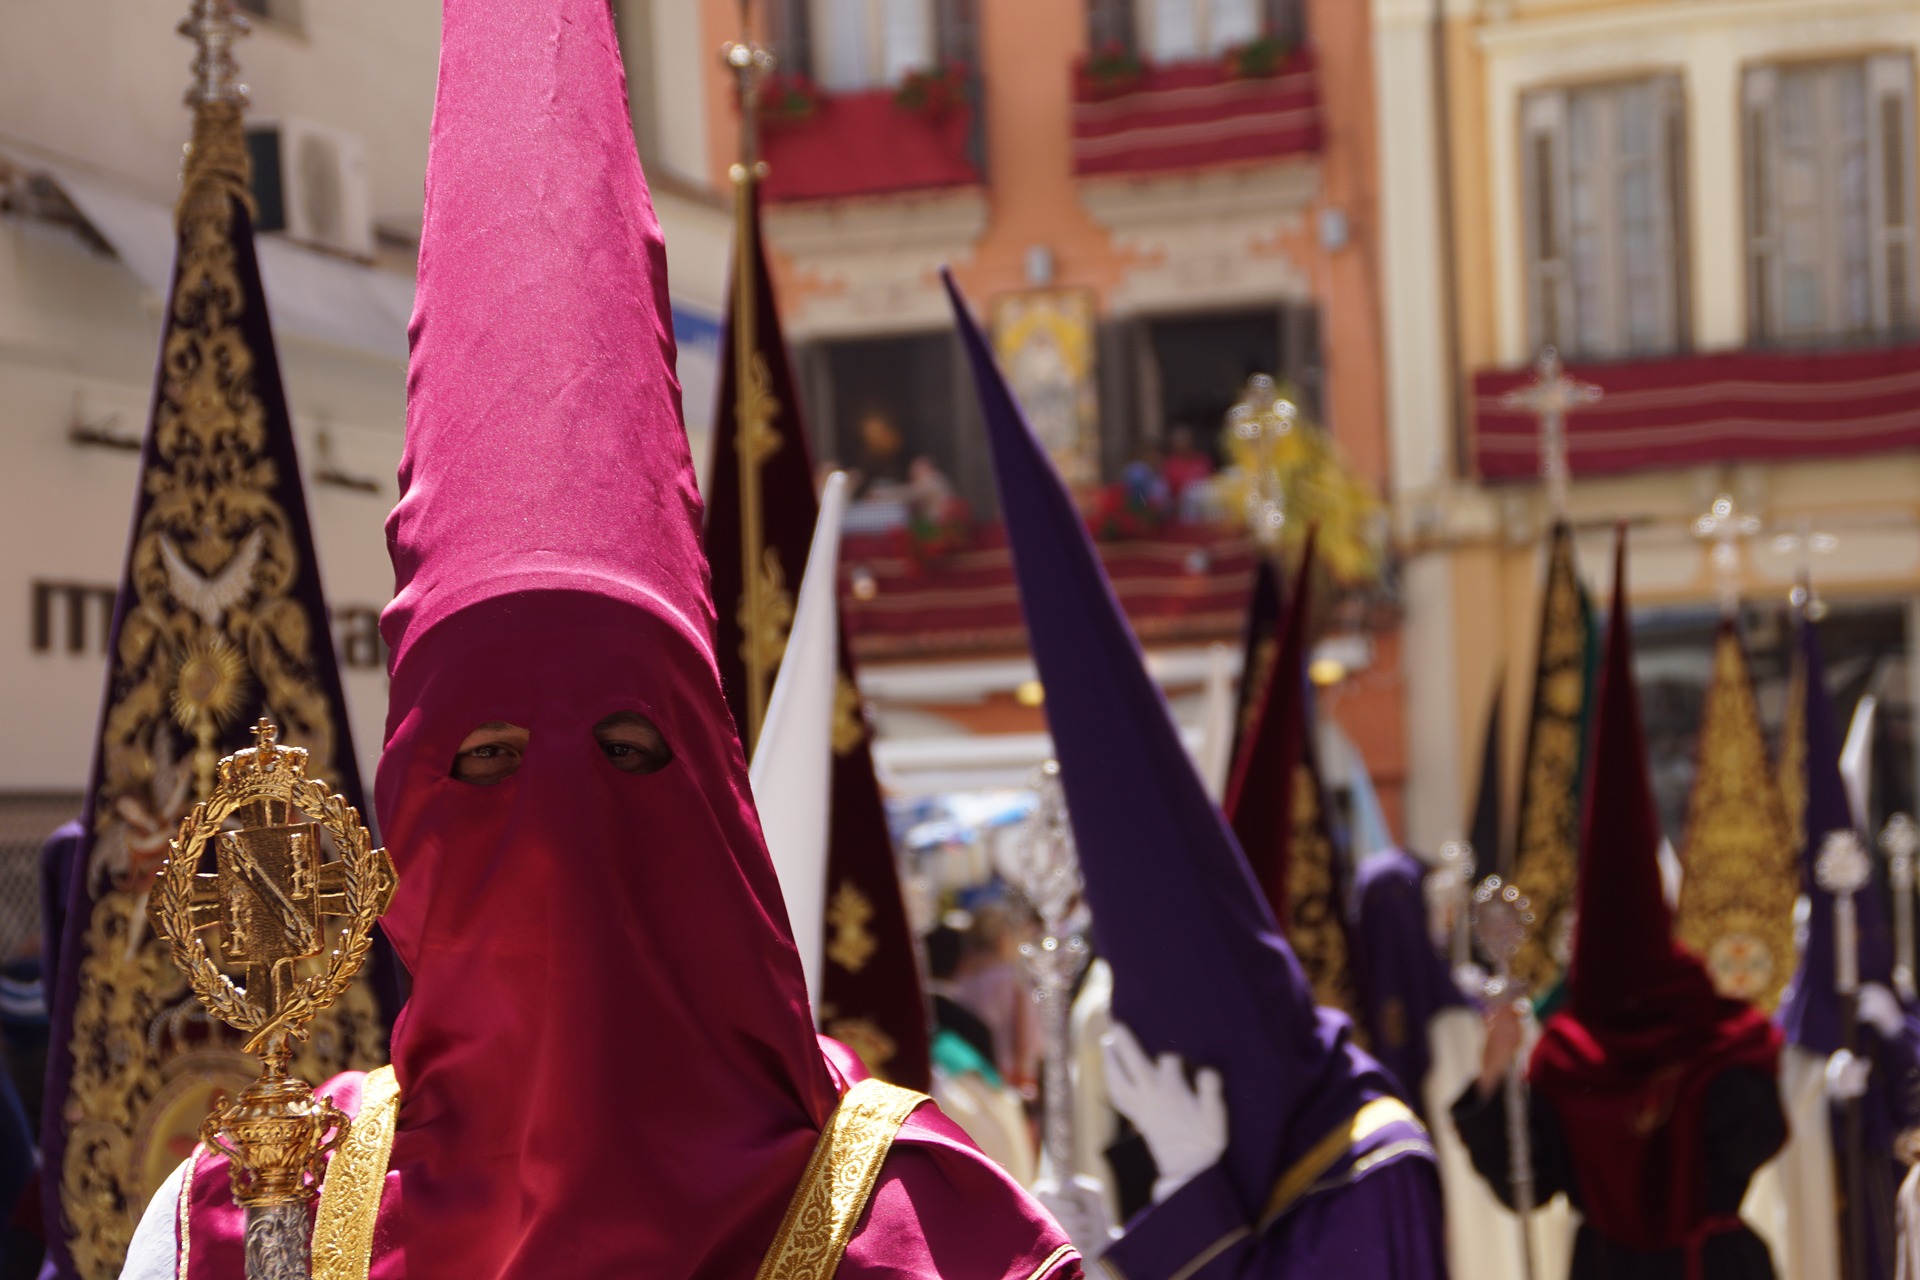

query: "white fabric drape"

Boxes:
[750, 472, 851, 1009]
[1426, 1007, 1579, 1280]
[1745, 1045, 1843, 1280]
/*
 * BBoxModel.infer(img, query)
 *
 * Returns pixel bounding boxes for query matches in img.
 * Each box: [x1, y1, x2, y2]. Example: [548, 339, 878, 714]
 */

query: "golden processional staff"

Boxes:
[149, 720, 395, 1280]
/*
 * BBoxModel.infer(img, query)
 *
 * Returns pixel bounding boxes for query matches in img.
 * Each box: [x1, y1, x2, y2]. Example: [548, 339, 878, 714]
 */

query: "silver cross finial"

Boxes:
[1501, 347, 1602, 522]
[1693, 493, 1763, 615]
[179, 0, 250, 109]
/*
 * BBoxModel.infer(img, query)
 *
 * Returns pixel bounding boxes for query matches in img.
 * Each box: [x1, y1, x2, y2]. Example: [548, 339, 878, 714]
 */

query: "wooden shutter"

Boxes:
[767, 0, 814, 82]
[1262, 0, 1303, 47]
[1095, 319, 1139, 484]
[1521, 88, 1574, 353]
[1662, 74, 1692, 351]
[1867, 53, 1918, 332]
[1086, 0, 1135, 54]
[1743, 65, 1781, 343]
[933, 0, 977, 68]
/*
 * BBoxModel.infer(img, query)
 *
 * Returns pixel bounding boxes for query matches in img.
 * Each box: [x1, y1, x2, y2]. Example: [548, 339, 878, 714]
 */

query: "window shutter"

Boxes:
[1095, 319, 1140, 484]
[1866, 53, 1918, 333]
[1086, 0, 1135, 54]
[1521, 89, 1574, 353]
[1661, 74, 1692, 351]
[1743, 65, 1781, 342]
[933, 0, 978, 69]
[768, 0, 813, 82]
[1262, 0, 1303, 47]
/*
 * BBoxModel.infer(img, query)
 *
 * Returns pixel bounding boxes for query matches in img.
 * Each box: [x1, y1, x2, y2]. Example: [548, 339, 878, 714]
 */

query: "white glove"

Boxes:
[1860, 983, 1907, 1039]
[1103, 1022, 1228, 1204]
[1032, 1174, 1120, 1259]
[1827, 1048, 1872, 1102]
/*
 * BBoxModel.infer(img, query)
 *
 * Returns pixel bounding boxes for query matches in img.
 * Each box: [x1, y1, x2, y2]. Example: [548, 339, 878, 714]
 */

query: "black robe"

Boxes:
[1452, 1067, 1786, 1280]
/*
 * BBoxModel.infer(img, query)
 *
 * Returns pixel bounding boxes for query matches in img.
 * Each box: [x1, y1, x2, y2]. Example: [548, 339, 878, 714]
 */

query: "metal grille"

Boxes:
[0, 792, 82, 962]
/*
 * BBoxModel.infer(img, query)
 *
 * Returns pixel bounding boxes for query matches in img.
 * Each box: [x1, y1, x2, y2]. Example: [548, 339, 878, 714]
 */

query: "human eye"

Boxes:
[451, 722, 529, 785]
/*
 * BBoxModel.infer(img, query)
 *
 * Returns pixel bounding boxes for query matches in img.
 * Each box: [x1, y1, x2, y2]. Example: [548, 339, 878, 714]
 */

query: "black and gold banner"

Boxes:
[703, 194, 930, 1090]
[1510, 521, 1597, 997]
[39, 101, 385, 1279]
[1674, 623, 1798, 1010]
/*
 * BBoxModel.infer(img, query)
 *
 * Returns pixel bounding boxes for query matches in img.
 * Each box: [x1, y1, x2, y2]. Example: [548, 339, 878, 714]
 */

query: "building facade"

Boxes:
[686, 0, 1409, 825]
[0, 0, 732, 963]
[1375, 0, 1920, 851]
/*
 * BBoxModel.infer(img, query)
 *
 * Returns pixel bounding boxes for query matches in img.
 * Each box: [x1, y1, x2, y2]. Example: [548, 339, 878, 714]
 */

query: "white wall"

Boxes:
[0, 0, 441, 236]
[0, 0, 732, 797]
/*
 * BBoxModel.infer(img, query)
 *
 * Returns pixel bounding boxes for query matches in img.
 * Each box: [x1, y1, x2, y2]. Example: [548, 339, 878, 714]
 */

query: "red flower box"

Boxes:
[760, 84, 980, 203]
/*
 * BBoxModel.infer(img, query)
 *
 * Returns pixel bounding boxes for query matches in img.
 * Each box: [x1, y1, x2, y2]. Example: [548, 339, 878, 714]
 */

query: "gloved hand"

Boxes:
[1827, 1048, 1872, 1102]
[1859, 983, 1907, 1039]
[1103, 1022, 1228, 1204]
[1032, 1173, 1119, 1259]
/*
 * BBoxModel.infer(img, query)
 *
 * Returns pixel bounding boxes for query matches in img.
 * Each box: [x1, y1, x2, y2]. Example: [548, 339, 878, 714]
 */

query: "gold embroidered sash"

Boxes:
[755, 1078, 928, 1280]
[312, 1066, 401, 1280]
[295, 1069, 924, 1280]
[1258, 1095, 1423, 1227]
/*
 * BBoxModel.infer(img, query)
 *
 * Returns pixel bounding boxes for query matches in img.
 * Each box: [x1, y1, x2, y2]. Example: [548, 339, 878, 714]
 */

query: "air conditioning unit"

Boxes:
[245, 119, 374, 260]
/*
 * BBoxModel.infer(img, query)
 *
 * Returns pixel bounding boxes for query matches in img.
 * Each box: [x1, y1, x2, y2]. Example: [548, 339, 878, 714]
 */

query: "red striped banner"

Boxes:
[1071, 52, 1322, 178]
[1473, 342, 1920, 481]
[839, 525, 1256, 658]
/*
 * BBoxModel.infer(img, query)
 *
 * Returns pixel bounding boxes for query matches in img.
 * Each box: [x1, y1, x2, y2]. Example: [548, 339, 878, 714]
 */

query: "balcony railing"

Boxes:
[759, 69, 983, 204]
[1472, 341, 1920, 481]
[1070, 46, 1322, 180]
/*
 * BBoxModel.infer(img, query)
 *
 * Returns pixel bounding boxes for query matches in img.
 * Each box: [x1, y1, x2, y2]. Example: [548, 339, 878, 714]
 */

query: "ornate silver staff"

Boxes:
[1881, 815, 1918, 1003]
[1010, 761, 1092, 1183]
[1818, 830, 1874, 1280]
[1436, 839, 1479, 989]
[1474, 874, 1538, 1280]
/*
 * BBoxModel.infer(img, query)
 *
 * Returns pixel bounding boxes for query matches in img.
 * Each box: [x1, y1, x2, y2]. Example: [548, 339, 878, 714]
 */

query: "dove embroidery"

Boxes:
[159, 527, 265, 628]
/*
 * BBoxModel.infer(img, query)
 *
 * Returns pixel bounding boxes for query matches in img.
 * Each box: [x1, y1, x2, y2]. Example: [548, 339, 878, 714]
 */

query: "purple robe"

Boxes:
[1352, 849, 1469, 1119]
[947, 271, 1448, 1280]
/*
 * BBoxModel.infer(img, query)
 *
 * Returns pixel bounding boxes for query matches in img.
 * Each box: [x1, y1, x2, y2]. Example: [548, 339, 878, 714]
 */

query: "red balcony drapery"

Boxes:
[1071, 50, 1322, 178]
[1473, 342, 1920, 481]
[760, 87, 979, 203]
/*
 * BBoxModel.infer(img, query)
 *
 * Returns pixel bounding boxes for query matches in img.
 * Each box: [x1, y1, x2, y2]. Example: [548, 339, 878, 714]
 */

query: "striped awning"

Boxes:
[1473, 341, 1920, 481]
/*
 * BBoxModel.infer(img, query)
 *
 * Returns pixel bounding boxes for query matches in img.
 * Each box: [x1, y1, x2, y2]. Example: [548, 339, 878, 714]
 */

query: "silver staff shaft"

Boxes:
[245, 1204, 310, 1280]
[1502, 1016, 1538, 1280]
[1025, 933, 1090, 1176]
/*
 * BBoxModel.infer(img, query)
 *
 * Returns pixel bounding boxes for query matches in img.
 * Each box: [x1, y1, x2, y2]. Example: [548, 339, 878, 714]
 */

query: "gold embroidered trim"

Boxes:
[1165, 1227, 1250, 1280]
[1024, 1242, 1080, 1280]
[177, 1145, 201, 1276]
[311, 1067, 400, 1280]
[754, 1077, 926, 1280]
[1259, 1096, 1421, 1227]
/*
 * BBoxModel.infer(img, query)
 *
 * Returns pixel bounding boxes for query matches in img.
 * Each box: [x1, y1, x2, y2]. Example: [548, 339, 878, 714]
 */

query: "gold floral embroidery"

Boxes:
[754, 1079, 926, 1280]
[831, 676, 867, 757]
[1675, 629, 1798, 1010]
[1511, 523, 1590, 995]
[1288, 766, 1358, 1022]
[311, 1066, 401, 1280]
[825, 881, 878, 973]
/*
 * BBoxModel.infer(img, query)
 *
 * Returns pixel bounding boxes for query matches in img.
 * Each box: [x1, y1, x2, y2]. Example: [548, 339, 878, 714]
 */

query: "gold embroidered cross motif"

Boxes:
[826, 881, 878, 973]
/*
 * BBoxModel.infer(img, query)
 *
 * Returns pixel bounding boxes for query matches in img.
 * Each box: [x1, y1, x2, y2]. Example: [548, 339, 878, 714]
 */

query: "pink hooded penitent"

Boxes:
[176, 1, 1080, 1276]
